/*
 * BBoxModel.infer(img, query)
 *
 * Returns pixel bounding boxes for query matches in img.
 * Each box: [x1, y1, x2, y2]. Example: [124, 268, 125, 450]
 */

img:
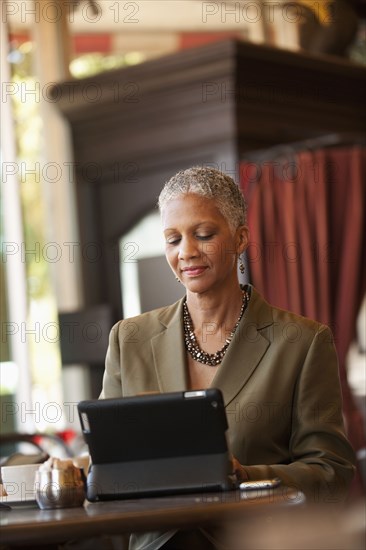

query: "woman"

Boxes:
[101, 167, 355, 549]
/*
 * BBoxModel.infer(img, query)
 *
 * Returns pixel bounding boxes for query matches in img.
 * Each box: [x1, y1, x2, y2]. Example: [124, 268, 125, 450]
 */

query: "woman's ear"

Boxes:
[237, 225, 250, 254]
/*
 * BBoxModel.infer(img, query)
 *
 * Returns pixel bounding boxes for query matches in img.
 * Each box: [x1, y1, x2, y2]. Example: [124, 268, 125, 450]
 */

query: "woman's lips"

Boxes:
[181, 266, 208, 277]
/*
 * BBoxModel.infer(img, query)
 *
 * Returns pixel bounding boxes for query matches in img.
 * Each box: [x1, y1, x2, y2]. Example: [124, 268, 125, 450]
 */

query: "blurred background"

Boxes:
[1, 0, 365, 500]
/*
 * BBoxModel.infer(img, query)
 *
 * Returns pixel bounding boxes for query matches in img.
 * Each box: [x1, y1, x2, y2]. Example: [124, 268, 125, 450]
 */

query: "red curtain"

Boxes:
[240, 146, 366, 495]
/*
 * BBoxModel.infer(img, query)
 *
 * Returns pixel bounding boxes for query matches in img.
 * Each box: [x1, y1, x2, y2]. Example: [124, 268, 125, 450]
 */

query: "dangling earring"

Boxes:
[239, 255, 245, 274]
[175, 276, 181, 283]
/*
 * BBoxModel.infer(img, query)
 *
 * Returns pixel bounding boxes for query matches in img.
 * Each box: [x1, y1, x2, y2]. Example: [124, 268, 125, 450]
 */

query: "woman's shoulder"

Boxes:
[249, 285, 331, 338]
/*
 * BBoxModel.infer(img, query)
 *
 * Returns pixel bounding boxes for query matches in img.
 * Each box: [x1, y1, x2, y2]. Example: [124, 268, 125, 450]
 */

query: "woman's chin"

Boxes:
[183, 277, 216, 295]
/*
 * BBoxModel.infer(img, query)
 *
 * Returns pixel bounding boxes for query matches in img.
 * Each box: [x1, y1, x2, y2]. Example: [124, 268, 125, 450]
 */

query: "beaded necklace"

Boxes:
[183, 288, 250, 366]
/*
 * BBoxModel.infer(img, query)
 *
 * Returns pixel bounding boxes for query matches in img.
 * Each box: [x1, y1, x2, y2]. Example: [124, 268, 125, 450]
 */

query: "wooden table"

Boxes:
[0, 487, 304, 546]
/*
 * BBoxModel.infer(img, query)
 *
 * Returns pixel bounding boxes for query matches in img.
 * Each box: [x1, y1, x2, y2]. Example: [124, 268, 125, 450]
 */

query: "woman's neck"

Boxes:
[185, 282, 244, 337]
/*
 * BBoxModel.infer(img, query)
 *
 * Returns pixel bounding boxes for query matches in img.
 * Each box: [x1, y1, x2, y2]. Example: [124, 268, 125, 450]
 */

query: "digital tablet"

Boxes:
[78, 388, 234, 500]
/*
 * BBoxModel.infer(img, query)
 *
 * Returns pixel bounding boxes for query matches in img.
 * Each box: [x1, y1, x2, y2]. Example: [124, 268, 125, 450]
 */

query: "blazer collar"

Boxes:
[212, 286, 273, 406]
[151, 298, 188, 392]
[150, 286, 274, 405]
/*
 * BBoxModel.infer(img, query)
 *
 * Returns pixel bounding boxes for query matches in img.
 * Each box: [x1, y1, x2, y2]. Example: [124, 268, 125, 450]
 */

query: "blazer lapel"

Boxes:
[211, 287, 273, 406]
[149, 287, 273, 401]
[151, 298, 188, 392]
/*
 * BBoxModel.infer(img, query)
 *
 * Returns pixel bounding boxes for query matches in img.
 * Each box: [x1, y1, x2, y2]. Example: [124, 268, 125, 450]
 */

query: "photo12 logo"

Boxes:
[201, 1, 333, 24]
[2, 1, 140, 25]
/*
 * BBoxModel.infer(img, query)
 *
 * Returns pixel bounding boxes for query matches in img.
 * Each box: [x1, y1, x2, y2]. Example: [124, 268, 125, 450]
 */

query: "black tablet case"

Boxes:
[78, 388, 233, 501]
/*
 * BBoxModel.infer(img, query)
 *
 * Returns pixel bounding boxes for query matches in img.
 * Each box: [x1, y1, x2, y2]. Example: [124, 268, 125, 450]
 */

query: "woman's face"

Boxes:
[162, 193, 248, 295]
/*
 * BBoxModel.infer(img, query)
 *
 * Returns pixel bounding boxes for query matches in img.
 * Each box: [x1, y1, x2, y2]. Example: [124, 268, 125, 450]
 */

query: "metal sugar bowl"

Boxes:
[35, 464, 86, 509]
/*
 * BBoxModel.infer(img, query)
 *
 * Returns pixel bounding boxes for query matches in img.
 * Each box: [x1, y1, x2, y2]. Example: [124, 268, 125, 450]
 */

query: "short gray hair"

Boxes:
[158, 166, 247, 231]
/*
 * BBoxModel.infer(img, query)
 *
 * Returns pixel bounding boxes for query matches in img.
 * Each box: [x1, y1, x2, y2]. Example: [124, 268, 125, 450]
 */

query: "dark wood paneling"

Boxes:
[53, 40, 366, 392]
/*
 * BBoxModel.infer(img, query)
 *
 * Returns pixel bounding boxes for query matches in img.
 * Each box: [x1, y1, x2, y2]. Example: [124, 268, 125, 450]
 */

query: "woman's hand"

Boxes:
[232, 456, 248, 482]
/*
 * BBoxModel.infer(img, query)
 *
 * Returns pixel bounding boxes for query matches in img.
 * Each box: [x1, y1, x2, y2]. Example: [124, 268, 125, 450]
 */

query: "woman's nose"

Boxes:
[178, 237, 200, 260]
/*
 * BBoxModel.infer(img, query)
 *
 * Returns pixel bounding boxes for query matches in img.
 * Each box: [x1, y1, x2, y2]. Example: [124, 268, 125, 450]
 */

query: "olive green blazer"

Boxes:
[101, 285, 355, 504]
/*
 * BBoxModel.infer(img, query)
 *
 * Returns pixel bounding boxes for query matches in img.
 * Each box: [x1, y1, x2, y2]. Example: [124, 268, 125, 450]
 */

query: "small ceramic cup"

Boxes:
[0, 464, 40, 503]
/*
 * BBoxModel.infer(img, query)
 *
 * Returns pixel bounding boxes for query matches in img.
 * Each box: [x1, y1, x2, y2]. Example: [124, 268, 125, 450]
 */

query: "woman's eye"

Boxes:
[197, 234, 213, 241]
[166, 238, 180, 245]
